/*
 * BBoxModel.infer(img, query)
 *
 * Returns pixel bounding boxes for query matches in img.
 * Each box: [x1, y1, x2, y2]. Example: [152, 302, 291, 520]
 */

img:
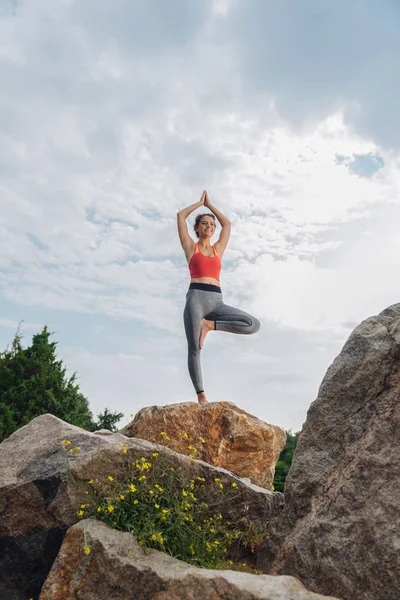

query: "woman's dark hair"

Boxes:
[194, 213, 216, 238]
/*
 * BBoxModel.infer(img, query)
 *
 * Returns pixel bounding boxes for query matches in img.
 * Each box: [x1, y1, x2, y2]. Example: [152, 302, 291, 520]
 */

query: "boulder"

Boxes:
[0, 414, 282, 599]
[258, 304, 400, 600]
[120, 401, 286, 490]
[40, 519, 342, 600]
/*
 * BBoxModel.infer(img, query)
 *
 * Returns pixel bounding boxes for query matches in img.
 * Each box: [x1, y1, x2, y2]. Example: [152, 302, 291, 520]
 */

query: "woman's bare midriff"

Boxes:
[191, 277, 220, 286]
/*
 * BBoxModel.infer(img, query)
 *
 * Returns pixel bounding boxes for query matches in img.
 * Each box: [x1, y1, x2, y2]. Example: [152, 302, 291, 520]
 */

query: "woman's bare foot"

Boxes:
[199, 319, 214, 349]
[197, 391, 208, 404]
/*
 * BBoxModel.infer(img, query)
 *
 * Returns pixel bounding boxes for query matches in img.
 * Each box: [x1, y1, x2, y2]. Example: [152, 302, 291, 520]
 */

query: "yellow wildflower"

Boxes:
[154, 503, 160, 509]
[134, 499, 139, 505]
[83, 546, 91, 555]
[77, 510, 84, 517]
[183, 432, 189, 439]
[231, 482, 238, 488]
[199, 437, 206, 443]
[80, 504, 87, 509]
[97, 506, 102, 513]
[182, 490, 188, 497]
[107, 505, 114, 513]
[120, 495, 125, 500]
[188, 544, 195, 555]
[107, 476, 114, 481]
[129, 484, 137, 493]
[88, 479, 94, 485]
[62, 439, 71, 446]
[152, 452, 159, 458]
[138, 475, 146, 481]
[161, 509, 168, 514]
[151, 532, 164, 545]
[122, 448, 128, 455]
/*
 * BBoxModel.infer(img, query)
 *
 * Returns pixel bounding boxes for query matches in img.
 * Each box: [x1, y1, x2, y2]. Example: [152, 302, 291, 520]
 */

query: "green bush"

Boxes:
[273, 430, 300, 493]
[70, 441, 259, 571]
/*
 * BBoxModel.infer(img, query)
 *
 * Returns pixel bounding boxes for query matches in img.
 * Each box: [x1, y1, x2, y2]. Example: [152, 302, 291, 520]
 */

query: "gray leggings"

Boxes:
[183, 283, 261, 393]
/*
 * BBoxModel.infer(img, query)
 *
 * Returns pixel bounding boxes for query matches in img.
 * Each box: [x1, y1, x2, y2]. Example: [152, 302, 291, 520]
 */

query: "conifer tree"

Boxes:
[0, 326, 95, 442]
[94, 407, 123, 432]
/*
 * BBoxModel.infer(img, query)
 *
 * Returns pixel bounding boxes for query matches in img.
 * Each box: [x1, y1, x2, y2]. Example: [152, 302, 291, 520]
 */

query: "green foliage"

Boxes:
[0, 327, 95, 442]
[93, 407, 123, 432]
[72, 444, 259, 570]
[273, 430, 300, 493]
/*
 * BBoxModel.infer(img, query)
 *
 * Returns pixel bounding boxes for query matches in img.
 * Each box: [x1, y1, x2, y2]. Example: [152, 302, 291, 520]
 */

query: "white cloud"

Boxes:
[212, 0, 231, 16]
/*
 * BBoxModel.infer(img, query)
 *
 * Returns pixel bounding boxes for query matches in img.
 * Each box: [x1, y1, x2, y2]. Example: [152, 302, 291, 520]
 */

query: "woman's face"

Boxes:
[197, 217, 216, 238]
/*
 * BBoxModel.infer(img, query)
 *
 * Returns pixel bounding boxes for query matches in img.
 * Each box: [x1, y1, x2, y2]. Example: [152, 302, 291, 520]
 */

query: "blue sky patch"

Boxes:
[336, 153, 384, 177]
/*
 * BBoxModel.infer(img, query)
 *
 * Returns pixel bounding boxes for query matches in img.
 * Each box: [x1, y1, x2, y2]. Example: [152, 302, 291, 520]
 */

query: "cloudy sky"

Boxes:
[1, 0, 400, 432]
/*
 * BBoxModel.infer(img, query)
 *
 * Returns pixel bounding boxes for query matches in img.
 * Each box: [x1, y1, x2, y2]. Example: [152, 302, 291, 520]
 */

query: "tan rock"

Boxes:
[40, 519, 342, 600]
[0, 413, 282, 599]
[120, 401, 286, 490]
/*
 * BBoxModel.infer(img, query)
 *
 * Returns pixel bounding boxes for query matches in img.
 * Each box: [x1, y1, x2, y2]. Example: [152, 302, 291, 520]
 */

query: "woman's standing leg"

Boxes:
[184, 290, 207, 400]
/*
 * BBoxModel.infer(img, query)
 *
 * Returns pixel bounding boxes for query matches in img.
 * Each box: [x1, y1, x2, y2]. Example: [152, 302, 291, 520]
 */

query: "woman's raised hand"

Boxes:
[199, 190, 207, 206]
[204, 191, 211, 207]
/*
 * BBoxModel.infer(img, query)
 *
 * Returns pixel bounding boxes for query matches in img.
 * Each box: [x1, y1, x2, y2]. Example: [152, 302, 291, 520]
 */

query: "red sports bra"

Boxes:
[189, 244, 221, 280]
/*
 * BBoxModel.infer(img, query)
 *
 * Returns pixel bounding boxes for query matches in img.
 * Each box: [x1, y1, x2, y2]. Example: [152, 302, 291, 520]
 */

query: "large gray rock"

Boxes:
[0, 414, 282, 599]
[258, 304, 400, 600]
[40, 519, 341, 600]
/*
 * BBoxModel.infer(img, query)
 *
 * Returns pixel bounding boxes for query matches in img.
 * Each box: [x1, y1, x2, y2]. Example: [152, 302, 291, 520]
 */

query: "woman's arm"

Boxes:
[177, 192, 206, 254]
[205, 193, 231, 257]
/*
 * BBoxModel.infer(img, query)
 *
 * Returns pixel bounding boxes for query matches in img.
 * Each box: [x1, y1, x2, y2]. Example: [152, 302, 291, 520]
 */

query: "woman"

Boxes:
[177, 191, 260, 404]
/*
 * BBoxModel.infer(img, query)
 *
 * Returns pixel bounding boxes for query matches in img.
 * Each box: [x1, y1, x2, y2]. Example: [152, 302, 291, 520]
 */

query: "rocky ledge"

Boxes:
[121, 401, 286, 490]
